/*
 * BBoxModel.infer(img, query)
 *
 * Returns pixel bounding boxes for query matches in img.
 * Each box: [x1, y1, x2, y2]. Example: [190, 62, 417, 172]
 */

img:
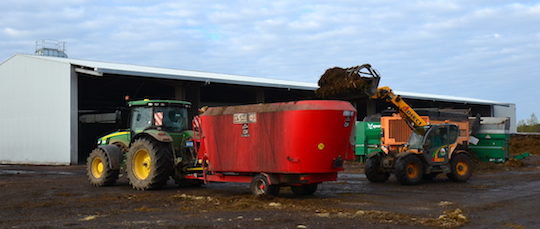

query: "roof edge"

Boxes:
[9, 54, 510, 105]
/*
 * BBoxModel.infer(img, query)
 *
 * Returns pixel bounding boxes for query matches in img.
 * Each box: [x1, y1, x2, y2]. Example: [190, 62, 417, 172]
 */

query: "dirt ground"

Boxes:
[510, 134, 540, 155]
[1, 156, 540, 229]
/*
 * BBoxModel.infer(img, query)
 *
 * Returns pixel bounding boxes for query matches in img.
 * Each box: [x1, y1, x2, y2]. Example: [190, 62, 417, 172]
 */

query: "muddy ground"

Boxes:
[1, 156, 540, 229]
[510, 134, 540, 155]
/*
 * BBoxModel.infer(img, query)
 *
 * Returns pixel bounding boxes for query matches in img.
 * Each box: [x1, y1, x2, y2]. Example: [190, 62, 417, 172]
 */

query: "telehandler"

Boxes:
[316, 64, 473, 185]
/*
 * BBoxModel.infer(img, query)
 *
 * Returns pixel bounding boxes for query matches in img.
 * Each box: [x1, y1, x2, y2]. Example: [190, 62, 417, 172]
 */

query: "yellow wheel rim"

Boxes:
[133, 149, 151, 180]
[91, 157, 104, 178]
[406, 163, 418, 179]
[456, 161, 468, 176]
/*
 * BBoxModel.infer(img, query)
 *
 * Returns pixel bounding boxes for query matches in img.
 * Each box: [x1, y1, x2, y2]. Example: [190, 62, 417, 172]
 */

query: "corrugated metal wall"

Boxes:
[0, 55, 72, 164]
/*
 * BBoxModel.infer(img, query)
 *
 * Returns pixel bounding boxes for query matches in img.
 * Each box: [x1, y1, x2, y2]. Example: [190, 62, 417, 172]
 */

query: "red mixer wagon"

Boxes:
[185, 100, 356, 196]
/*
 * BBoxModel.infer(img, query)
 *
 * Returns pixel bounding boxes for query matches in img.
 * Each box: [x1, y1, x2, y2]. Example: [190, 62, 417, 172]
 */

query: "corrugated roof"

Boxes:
[22, 54, 316, 90]
[18, 54, 510, 106]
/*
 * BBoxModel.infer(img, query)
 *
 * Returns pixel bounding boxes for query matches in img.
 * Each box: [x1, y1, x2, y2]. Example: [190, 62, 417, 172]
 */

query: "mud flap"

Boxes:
[98, 145, 123, 170]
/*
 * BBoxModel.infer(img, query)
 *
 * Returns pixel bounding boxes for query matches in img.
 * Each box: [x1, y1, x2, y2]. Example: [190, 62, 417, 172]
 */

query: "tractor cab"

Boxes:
[407, 124, 459, 164]
[128, 99, 191, 134]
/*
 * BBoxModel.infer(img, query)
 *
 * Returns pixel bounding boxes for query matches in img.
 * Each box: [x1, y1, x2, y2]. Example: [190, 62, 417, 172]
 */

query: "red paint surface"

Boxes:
[198, 100, 356, 174]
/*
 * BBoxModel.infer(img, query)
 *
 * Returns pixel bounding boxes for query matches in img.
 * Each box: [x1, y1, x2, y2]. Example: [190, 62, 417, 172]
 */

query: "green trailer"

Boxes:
[469, 133, 510, 163]
[355, 121, 382, 162]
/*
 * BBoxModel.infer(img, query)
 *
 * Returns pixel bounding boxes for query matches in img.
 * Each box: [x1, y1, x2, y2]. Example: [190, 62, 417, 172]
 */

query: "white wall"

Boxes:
[493, 103, 517, 133]
[0, 55, 72, 164]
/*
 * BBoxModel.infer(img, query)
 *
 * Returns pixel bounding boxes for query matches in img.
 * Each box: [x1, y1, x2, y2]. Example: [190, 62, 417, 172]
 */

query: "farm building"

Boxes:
[0, 54, 516, 165]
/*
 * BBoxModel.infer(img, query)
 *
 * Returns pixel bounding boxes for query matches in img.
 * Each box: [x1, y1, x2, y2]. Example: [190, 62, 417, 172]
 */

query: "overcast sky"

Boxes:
[1, 0, 539, 121]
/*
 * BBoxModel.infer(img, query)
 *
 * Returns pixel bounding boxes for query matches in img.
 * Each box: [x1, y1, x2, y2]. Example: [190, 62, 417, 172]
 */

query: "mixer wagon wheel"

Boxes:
[86, 148, 119, 186]
[364, 155, 390, 183]
[126, 138, 173, 190]
[447, 153, 473, 182]
[250, 174, 280, 196]
[395, 154, 424, 185]
[291, 183, 318, 195]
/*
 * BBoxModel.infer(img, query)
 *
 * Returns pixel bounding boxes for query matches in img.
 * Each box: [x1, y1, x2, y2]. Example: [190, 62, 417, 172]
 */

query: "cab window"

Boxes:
[131, 107, 153, 133]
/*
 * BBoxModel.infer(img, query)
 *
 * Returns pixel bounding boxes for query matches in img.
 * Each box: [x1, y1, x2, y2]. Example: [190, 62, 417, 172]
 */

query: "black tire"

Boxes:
[86, 148, 119, 186]
[365, 155, 390, 183]
[395, 154, 424, 185]
[291, 183, 318, 195]
[250, 174, 280, 196]
[126, 138, 173, 190]
[447, 153, 473, 182]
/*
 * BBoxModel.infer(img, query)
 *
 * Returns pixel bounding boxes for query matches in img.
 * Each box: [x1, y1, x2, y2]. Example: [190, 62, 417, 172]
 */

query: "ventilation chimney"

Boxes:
[35, 40, 68, 58]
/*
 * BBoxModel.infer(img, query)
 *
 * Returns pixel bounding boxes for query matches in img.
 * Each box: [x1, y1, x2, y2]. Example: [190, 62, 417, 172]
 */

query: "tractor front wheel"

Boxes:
[395, 154, 424, 185]
[126, 138, 173, 190]
[250, 174, 280, 196]
[86, 148, 119, 186]
[447, 153, 473, 182]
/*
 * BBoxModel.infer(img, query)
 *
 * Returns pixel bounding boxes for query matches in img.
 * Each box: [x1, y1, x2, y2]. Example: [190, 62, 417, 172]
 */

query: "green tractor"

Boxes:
[86, 99, 199, 190]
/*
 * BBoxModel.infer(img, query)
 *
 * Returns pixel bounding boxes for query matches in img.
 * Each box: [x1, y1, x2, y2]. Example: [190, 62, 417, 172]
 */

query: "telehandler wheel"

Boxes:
[365, 155, 390, 183]
[250, 174, 280, 196]
[126, 138, 173, 190]
[291, 183, 318, 195]
[395, 154, 424, 185]
[86, 148, 119, 186]
[447, 153, 473, 182]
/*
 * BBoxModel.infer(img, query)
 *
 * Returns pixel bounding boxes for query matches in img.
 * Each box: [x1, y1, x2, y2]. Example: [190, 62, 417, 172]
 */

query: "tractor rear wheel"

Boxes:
[447, 153, 473, 182]
[365, 155, 390, 183]
[291, 183, 318, 195]
[250, 174, 280, 196]
[86, 148, 119, 186]
[395, 154, 424, 185]
[126, 138, 173, 190]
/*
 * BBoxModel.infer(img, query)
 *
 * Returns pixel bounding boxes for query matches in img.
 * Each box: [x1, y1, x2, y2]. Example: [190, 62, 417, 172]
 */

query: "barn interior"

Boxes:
[76, 72, 314, 163]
